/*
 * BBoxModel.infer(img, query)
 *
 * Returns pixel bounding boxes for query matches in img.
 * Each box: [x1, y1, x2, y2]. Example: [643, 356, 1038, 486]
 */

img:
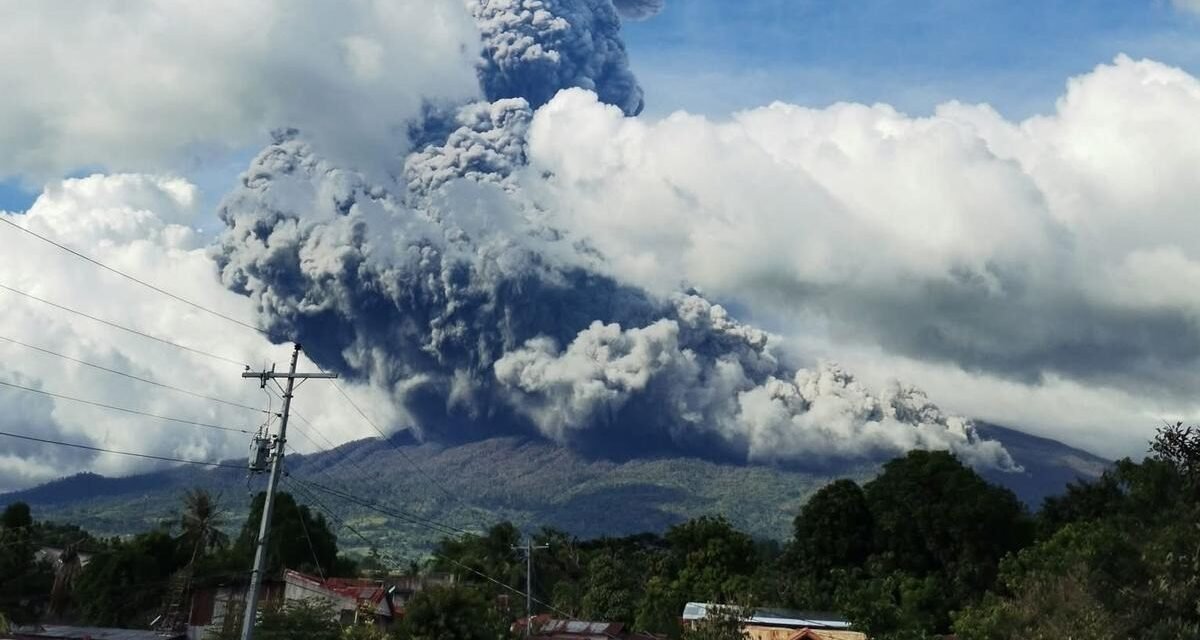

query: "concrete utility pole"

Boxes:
[514, 537, 549, 636]
[239, 343, 337, 640]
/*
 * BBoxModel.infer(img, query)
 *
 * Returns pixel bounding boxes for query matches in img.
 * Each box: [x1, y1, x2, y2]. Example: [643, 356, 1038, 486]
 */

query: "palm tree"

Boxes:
[180, 489, 229, 560]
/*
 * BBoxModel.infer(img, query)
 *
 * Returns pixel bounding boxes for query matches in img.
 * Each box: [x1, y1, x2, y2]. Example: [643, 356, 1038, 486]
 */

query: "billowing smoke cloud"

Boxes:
[469, 0, 645, 115]
[404, 99, 534, 198]
[493, 294, 1012, 467]
[612, 0, 666, 21]
[212, 127, 1015, 469]
[208, 0, 1016, 470]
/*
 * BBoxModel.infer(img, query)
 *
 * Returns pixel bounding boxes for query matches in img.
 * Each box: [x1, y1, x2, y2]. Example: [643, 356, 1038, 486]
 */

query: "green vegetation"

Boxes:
[953, 423, 1200, 639]
[400, 585, 510, 640]
[2, 425, 1196, 639]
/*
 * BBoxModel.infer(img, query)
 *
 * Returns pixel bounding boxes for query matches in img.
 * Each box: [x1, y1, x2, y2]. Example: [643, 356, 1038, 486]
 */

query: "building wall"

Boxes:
[187, 583, 284, 640]
[743, 626, 867, 640]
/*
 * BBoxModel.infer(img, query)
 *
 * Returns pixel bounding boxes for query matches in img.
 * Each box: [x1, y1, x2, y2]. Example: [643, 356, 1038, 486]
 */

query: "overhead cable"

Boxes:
[0, 217, 264, 334]
[0, 378, 252, 435]
[0, 281, 247, 367]
[0, 430, 244, 469]
[0, 333, 265, 414]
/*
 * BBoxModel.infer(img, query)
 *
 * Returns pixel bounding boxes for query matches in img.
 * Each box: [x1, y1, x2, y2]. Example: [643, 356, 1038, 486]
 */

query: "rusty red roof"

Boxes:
[284, 570, 388, 605]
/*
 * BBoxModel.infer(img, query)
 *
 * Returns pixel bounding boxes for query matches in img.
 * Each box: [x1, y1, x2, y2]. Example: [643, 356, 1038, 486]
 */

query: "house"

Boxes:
[681, 603, 866, 640]
[34, 548, 92, 569]
[186, 569, 454, 640]
[512, 615, 664, 639]
[185, 574, 286, 640]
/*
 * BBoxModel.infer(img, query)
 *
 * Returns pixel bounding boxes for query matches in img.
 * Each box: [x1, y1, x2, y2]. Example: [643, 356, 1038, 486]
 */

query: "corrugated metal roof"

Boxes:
[285, 569, 388, 605]
[515, 614, 662, 639]
[681, 602, 853, 629]
[11, 625, 183, 640]
[539, 618, 624, 634]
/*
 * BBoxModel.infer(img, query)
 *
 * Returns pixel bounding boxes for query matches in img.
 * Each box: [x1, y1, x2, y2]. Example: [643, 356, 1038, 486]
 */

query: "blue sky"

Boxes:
[0, 178, 35, 213]
[624, 0, 1200, 117]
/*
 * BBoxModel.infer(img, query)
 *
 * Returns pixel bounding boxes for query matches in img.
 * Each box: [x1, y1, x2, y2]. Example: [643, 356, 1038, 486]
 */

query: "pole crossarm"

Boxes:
[240, 372, 338, 379]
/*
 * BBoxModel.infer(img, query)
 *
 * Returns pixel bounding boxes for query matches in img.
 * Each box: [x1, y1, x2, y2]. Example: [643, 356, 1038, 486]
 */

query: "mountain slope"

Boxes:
[0, 427, 1109, 560]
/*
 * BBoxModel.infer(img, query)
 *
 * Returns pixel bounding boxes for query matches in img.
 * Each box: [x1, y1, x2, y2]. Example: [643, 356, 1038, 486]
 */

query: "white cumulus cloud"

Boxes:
[0, 0, 481, 180]
[524, 55, 1200, 453]
[1174, 0, 1200, 15]
[0, 174, 396, 492]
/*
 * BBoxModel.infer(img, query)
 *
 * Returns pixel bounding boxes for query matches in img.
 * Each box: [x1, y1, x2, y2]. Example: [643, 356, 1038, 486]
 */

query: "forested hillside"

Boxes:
[0, 426, 1107, 560]
[2, 424, 1191, 639]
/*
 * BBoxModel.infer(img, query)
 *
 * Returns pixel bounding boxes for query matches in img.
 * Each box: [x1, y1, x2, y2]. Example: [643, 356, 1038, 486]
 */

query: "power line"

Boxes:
[263, 386, 340, 454]
[0, 430, 245, 469]
[287, 474, 468, 538]
[0, 378, 252, 435]
[282, 477, 412, 575]
[328, 380, 462, 505]
[0, 333, 266, 414]
[292, 489, 328, 583]
[281, 476, 571, 619]
[0, 217, 264, 334]
[0, 281, 247, 367]
[4, 233, 461, 507]
[5, 221, 470, 515]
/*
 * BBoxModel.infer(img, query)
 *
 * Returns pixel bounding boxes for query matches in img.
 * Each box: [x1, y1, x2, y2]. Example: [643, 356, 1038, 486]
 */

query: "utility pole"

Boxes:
[513, 537, 549, 636]
[239, 343, 337, 640]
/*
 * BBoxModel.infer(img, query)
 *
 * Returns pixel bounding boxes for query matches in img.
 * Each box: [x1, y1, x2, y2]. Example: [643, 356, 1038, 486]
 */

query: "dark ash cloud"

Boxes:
[469, 0, 645, 115]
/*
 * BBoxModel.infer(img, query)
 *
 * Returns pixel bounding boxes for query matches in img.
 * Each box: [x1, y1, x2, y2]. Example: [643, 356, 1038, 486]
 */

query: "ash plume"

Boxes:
[468, 0, 645, 115]
[211, 0, 1016, 470]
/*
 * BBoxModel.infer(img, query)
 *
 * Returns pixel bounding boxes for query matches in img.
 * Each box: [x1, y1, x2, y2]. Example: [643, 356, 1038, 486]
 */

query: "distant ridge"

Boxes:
[0, 425, 1109, 557]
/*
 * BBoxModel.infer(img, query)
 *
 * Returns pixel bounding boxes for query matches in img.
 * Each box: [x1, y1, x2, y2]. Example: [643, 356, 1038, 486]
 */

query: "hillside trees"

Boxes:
[74, 529, 180, 626]
[228, 491, 355, 577]
[779, 478, 874, 608]
[0, 502, 52, 624]
[954, 423, 1200, 639]
[777, 451, 1033, 639]
[400, 585, 511, 640]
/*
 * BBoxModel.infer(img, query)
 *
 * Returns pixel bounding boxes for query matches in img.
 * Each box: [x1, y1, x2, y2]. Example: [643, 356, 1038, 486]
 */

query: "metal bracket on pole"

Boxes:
[238, 344, 337, 640]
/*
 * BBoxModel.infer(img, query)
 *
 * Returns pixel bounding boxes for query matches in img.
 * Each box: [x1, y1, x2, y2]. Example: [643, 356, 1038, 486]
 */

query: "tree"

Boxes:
[433, 522, 523, 591]
[634, 575, 681, 637]
[790, 479, 873, 571]
[953, 566, 1120, 640]
[782, 479, 873, 608]
[834, 568, 947, 640]
[580, 553, 639, 625]
[0, 502, 52, 623]
[75, 530, 181, 626]
[2, 503, 32, 530]
[256, 599, 342, 640]
[180, 489, 230, 560]
[1151, 422, 1200, 491]
[864, 451, 1032, 601]
[664, 516, 759, 604]
[681, 604, 749, 640]
[399, 586, 510, 640]
[231, 492, 344, 577]
[954, 426, 1200, 639]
